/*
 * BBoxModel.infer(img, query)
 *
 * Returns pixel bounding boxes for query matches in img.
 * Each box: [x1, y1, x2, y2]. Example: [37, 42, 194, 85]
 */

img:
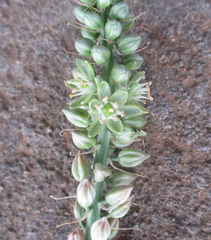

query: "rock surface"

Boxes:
[0, 0, 210, 239]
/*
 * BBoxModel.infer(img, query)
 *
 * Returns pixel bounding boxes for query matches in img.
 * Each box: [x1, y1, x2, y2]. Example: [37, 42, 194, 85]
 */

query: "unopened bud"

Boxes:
[91, 45, 111, 65]
[75, 38, 95, 57]
[72, 153, 90, 182]
[116, 34, 141, 54]
[122, 115, 146, 129]
[62, 109, 91, 128]
[91, 217, 111, 240]
[111, 65, 131, 86]
[81, 29, 99, 42]
[118, 148, 150, 167]
[114, 128, 135, 142]
[108, 218, 119, 239]
[77, 179, 96, 208]
[97, 0, 112, 9]
[105, 20, 122, 41]
[74, 199, 86, 220]
[74, 6, 86, 24]
[84, 11, 103, 31]
[68, 228, 86, 240]
[109, 2, 129, 21]
[93, 163, 112, 182]
[121, 14, 135, 31]
[72, 131, 96, 149]
[108, 195, 133, 218]
[105, 185, 133, 205]
[121, 53, 143, 71]
[109, 172, 136, 187]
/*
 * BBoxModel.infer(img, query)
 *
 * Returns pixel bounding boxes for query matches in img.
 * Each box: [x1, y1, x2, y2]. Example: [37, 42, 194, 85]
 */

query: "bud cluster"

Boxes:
[73, 1, 144, 67]
[61, 1, 152, 239]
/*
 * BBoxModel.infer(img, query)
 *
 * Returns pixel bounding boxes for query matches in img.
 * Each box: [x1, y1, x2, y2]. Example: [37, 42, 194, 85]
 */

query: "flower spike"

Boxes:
[56, 1, 153, 239]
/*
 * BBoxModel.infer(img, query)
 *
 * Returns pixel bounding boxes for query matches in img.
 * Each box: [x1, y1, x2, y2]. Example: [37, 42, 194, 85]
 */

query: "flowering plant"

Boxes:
[56, 0, 152, 239]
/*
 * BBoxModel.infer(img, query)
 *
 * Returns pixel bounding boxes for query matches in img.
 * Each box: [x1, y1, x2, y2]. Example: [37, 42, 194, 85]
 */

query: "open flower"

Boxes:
[88, 81, 128, 137]
[88, 80, 147, 137]
[65, 59, 98, 108]
[127, 71, 153, 106]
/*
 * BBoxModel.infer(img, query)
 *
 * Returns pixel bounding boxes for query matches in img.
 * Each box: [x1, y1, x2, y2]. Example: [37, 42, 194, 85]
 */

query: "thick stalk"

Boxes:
[86, 7, 115, 240]
[86, 13, 115, 240]
[86, 125, 110, 240]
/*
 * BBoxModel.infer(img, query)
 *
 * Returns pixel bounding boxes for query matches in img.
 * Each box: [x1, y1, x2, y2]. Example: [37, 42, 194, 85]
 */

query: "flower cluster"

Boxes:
[63, 59, 152, 141]
[59, 0, 152, 239]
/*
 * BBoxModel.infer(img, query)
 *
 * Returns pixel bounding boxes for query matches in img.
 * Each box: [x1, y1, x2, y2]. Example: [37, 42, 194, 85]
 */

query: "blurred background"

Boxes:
[0, 0, 210, 239]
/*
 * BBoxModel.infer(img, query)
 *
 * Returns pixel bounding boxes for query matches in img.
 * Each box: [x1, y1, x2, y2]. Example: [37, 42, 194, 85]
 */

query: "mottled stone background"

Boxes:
[0, 0, 210, 239]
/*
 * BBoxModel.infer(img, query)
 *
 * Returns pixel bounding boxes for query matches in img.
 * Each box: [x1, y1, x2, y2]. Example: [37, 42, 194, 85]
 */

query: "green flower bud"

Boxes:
[62, 109, 91, 128]
[81, 29, 99, 42]
[108, 218, 119, 239]
[72, 153, 90, 182]
[74, 199, 86, 220]
[71, 131, 96, 149]
[75, 38, 95, 57]
[111, 127, 146, 147]
[121, 54, 143, 71]
[97, 0, 112, 9]
[93, 163, 112, 182]
[109, 3, 129, 21]
[108, 195, 133, 218]
[68, 228, 86, 240]
[80, 0, 95, 4]
[84, 11, 103, 31]
[116, 34, 141, 54]
[117, 148, 150, 167]
[114, 128, 134, 142]
[111, 64, 131, 86]
[105, 185, 133, 205]
[74, 6, 86, 24]
[122, 115, 146, 129]
[105, 20, 122, 41]
[121, 14, 135, 31]
[111, 138, 133, 148]
[91, 45, 111, 65]
[91, 217, 111, 240]
[77, 179, 96, 208]
[109, 172, 136, 187]
[111, 128, 136, 147]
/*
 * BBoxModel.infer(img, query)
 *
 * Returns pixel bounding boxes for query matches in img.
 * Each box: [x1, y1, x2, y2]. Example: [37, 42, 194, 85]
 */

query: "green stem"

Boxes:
[86, 6, 115, 240]
[86, 125, 110, 240]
